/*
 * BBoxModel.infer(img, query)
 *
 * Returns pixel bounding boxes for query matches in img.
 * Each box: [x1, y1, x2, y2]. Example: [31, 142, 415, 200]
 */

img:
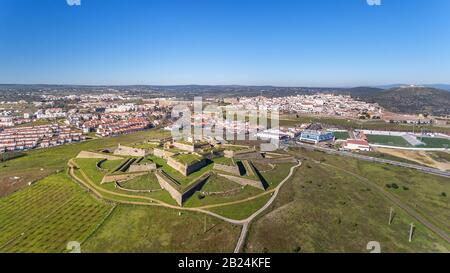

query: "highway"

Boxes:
[283, 141, 450, 179]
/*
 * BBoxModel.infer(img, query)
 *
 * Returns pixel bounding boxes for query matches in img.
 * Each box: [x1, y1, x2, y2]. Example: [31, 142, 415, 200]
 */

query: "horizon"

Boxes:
[1, 0, 449, 86]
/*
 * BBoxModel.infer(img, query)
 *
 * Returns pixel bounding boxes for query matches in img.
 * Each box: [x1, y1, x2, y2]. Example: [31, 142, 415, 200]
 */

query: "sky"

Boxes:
[0, 0, 449, 87]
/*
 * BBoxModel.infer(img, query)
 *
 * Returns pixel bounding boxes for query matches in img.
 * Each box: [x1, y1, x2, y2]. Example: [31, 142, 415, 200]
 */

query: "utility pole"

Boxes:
[409, 223, 415, 243]
[204, 215, 207, 233]
[388, 207, 394, 225]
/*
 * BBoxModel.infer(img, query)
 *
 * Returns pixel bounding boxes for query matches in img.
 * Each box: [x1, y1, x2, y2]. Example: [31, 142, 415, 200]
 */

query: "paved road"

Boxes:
[284, 141, 450, 179]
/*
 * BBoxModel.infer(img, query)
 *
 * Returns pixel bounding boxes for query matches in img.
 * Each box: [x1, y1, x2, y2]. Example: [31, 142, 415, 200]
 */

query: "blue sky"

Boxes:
[0, 0, 449, 86]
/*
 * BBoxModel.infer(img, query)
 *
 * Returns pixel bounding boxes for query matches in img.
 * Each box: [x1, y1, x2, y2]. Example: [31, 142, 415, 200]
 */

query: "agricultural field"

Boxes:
[0, 173, 113, 253]
[366, 134, 412, 147]
[82, 205, 241, 253]
[245, 150, 450, 253]
[0, 129, 170, 197]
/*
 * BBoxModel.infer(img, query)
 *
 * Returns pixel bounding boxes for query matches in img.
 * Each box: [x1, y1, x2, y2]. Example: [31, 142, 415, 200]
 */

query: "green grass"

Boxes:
[132, 143, 161, 149]
[259, 163, 296, 188]
[290, 148, 450, 235]
[212, 157, 235, 166]
[207, 194, 272, 220]
[245, 154, 450, 253]
[333, 131, 350, 140]
[366, 134, 412, 147]
[419, 137, 450, 148]
[118, 173, 161, 191]
[82, 205, 241, 253]
[0, 173, 112, 253]
[74, 158, 105, 184]
[98, 159, 123, 172]
[173, 153, 202, 165]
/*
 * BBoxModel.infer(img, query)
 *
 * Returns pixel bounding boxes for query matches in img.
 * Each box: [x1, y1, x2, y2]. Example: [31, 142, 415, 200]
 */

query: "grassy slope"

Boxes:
[0, 173, 112, 253]
[82, 205, 241, 253]
[118, 173, 161, 191]
[208, 194, 272, 221]
[295, 148, 450, 234]
[245, 156, 450, 253]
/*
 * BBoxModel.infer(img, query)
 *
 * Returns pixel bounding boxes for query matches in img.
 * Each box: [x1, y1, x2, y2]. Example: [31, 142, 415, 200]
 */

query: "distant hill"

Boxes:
[338, 87, 384, 97]
[376, 84, 450, 91]
[368, 87, 450, 116]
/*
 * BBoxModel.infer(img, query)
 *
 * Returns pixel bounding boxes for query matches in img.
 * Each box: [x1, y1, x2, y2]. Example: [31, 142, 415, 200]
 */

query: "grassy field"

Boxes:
[292, 148, 450, 232]
[98, 159, 124, 172]
[0, 129, 170, 197]
[0, 173, 113, 253]
[213, 157, 235, 166]
[259, 163, 296, 188]
[333, 131, 350, 140]
[173, 153, 203, 165]
[419, 137, 450, 148]
[245, 154, 450, 253]
[366, 134, 412, 147]
[207, 194, 273, 220]
[118, 173, 161, 191]
[82, 205, 241, 253]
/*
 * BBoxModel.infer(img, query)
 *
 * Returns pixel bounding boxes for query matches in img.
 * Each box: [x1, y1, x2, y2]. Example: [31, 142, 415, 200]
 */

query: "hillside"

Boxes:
[369, 87, 450, 116]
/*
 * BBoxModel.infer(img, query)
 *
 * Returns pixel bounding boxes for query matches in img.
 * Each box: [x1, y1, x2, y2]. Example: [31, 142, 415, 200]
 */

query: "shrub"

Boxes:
[441, 192, 447, 197]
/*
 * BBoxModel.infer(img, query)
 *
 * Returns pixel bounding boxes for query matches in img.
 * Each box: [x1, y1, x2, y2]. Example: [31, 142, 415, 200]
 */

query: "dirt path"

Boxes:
[376, 148, 450, 171]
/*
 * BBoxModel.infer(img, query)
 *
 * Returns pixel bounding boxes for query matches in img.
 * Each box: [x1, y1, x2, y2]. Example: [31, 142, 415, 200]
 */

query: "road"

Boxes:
[284, 141, 450, 179]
